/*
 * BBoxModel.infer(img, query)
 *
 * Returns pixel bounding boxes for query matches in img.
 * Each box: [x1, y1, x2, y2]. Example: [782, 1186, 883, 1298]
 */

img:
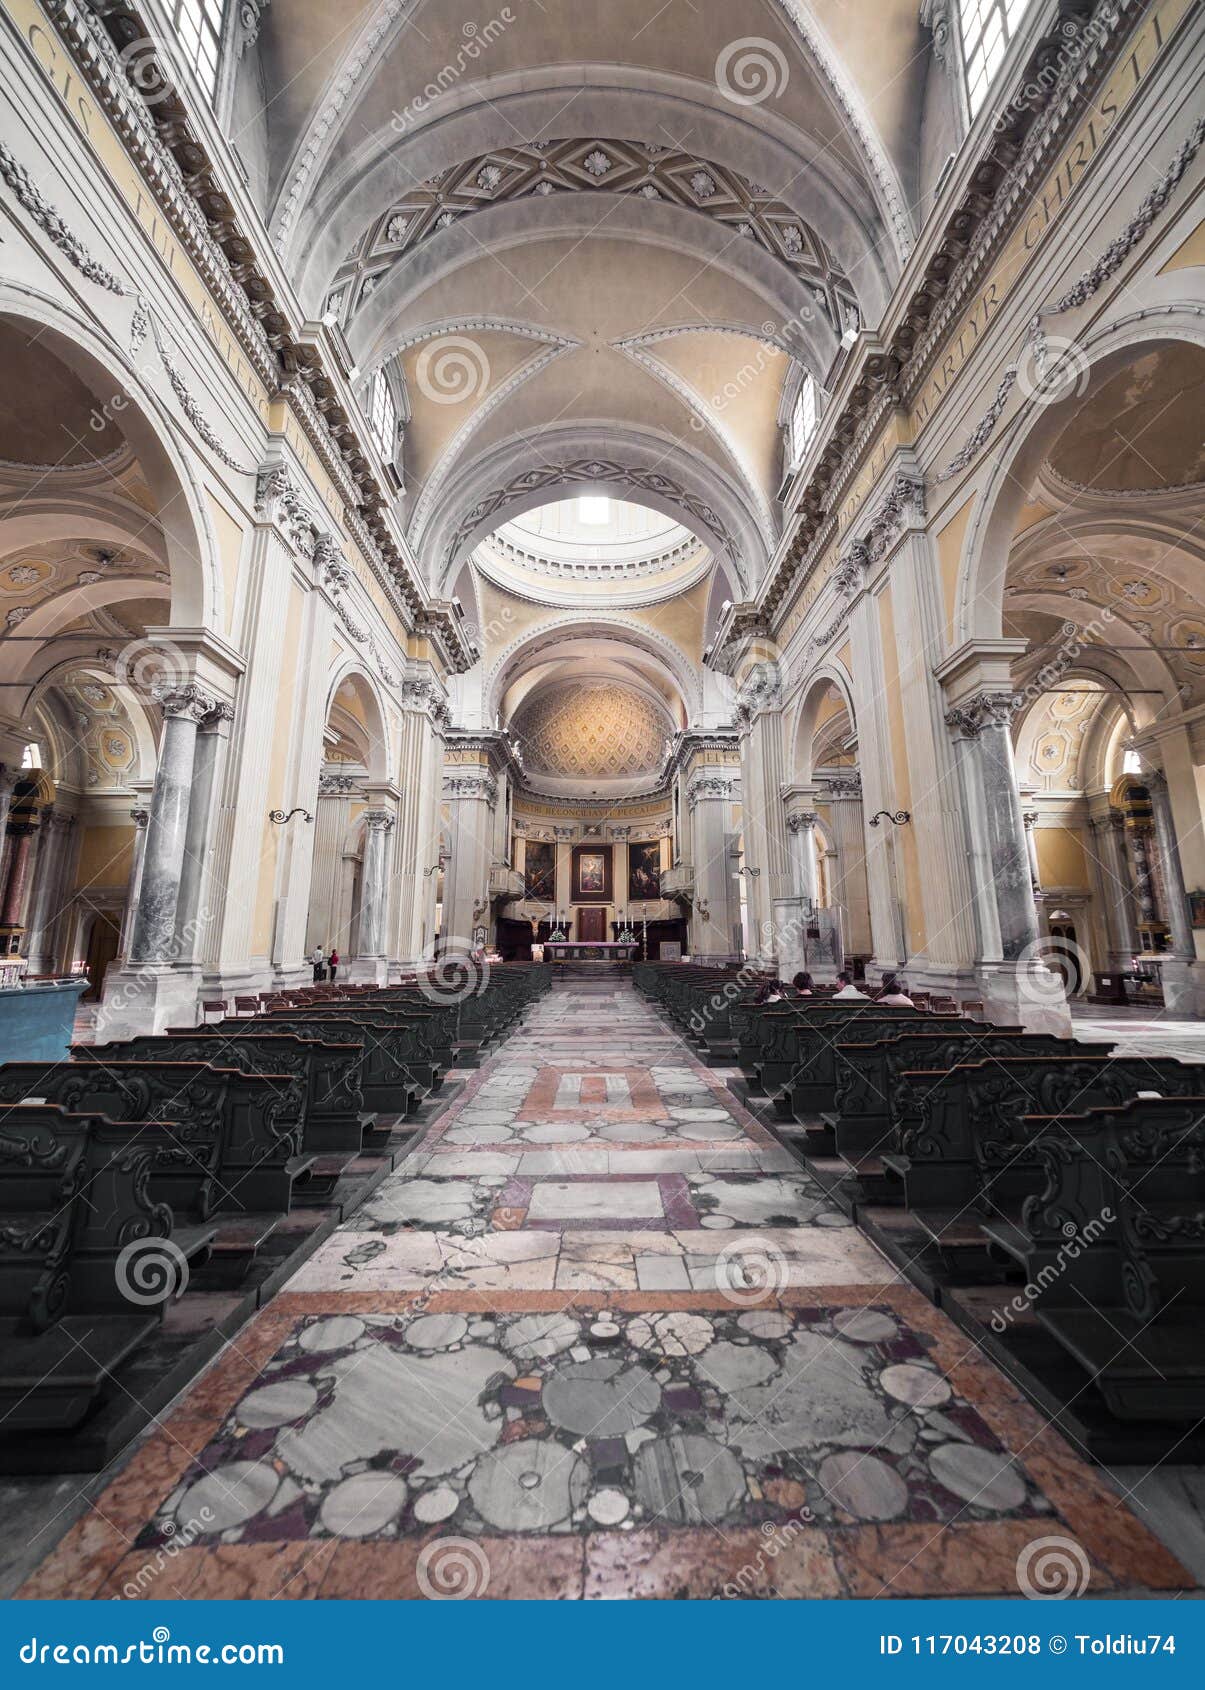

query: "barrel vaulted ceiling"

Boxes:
[236, 1, 928, 599]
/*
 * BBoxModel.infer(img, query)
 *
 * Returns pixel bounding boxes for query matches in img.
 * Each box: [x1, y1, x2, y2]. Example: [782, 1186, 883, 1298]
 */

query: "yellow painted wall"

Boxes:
[1036, 827, 1091, 889]
[206, 492, 247, 640]
[73, 824, 134, 891]
[936, 495, 976, 647]
[1160, 218, 1205, 273]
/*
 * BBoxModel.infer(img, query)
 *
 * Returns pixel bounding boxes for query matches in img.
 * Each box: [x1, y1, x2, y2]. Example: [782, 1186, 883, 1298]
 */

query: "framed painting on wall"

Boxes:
[524, 839, 556, 902]
[571, 843, 612, 902]
[627, 840, 661, 902]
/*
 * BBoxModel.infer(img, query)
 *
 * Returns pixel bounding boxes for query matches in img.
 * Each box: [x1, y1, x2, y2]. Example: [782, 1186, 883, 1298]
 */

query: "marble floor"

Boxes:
[15, 981, 1204, 1600]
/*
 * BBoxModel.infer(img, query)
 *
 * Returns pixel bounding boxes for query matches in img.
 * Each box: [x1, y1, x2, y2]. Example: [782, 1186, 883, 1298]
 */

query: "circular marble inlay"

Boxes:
[736, 1310, 793, 1341]
[319, 1472, 408, 1537]
[587, 1488, 631, 1526]
[298, 1315, 365, 1352]
[819, 1450, 908, 1521]
[175, 1462, 279, 1533]
[503, 1312, 581, 1361]
[237, 1380, 319, 1429]
[879, 1363, 951, 1410]
[831, 1309, 897, 1344]
[628, 1312, 714, 1356]
[633, 1433, 746, 1525]
[468, 1438, 589, 1532]
[542, 1356, 661, 1436]
[929, 1442, 1027, 1511]
[405, 1313, 469, 1351]
[413, 1485, 460, 1524]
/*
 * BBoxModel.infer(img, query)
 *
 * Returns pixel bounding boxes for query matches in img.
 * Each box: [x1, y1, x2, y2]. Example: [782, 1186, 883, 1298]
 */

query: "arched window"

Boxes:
[168, 1, 226, 102]
[958, 1, 1033, 116]
[787, 374, 818, 472]
[369, 368, 398, 463]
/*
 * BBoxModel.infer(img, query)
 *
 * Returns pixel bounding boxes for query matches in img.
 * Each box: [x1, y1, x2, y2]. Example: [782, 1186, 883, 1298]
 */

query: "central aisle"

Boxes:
[24, 980, 1191, 1599]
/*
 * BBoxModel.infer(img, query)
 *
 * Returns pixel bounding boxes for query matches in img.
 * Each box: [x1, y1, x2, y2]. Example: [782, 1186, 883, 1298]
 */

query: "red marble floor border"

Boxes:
[19, 1284, 1194, 1598]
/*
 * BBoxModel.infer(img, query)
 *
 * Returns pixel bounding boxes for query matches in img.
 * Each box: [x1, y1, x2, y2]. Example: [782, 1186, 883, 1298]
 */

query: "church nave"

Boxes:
[14, 979, 1195, 1602]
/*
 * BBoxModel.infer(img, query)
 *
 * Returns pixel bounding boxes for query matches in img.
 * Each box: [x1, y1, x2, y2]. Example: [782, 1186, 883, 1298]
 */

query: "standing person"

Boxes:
[832, 971, 869, 1000]
[328, 947, 340, 982]
[311, 945, 325, 984]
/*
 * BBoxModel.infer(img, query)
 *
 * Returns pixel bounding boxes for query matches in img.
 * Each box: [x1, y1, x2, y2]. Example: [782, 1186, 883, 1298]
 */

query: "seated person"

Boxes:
[752, 978, 788, 1004]
[876, 973, 914, 1006]
[791, 971, 816, 996]
[832, 971, 870, 1000]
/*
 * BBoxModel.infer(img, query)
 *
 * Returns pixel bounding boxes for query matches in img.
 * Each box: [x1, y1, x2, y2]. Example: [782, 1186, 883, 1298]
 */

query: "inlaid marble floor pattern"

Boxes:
[21, 981, 1196, 1600]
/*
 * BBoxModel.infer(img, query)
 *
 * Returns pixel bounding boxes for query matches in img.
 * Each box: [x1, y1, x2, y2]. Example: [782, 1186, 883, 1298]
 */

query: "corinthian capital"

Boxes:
[944, 690, 1021, 738]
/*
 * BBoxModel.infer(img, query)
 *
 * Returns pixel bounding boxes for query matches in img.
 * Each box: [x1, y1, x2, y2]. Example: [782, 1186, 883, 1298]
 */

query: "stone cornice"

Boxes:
[37, 0, 478, 665]
[762, 0, 1157, 621]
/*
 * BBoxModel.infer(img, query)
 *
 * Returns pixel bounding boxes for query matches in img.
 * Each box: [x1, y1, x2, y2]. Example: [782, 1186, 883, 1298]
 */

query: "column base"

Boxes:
[347, 955, 388, 985]
[894, 962, 982, 1004]
[975, 960, 1073, 1036]
[1156, 957, 1205, 1018]
[94, 964, 204, 1040]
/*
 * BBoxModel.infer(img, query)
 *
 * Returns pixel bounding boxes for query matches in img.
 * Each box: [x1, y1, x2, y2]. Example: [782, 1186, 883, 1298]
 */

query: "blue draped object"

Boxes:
[0, 978, 88, 1064]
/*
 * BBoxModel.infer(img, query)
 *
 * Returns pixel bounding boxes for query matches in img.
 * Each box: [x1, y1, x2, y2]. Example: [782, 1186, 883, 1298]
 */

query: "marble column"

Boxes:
[785, 809, 819, 907]
[174, 705, 233, 961]
[944, 691, 1038, 961]
[1, 822, 37, 930]
[944, 689, 1068, 1033]
[1148, 770, 1199, 1015]
[735, 666, 790, 963]
[1022, 810, 1041, 892]
[1088, 811, 1140, 965]
[129, 685, 215, 965]
[686, 775, 738, 957]
[355, 809, 396, 961]
[23, 809, 76, 974]
[1149, 772, 1194, 956]
[824, 777, 871, 961]
[0, 767, 18, 853]
[118, 806, 152, 958]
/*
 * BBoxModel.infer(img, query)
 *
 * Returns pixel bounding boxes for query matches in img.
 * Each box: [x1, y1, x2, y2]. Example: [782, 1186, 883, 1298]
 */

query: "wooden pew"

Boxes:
[991, 1094, 1205, 1421]
[0, 1058, 302, 1215]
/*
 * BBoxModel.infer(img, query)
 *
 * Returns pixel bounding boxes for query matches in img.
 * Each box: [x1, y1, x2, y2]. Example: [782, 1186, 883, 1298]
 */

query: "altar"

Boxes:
[544, 940, 639, 963]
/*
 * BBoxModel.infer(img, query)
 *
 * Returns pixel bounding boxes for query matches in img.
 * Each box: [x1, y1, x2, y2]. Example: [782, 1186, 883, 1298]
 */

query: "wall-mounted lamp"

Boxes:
[424, 854, 449, 877]
[736, 866, 761, 879]
[268, 807, 313, 825]
[695, 898, 711, 922]
[867, 810, 911, 828]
